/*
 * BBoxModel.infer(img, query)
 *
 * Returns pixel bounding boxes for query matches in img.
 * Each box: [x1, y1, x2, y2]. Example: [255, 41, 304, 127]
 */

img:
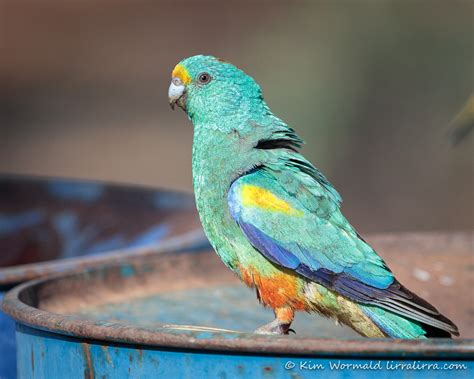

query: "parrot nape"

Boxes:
[168, 55, 459, 338]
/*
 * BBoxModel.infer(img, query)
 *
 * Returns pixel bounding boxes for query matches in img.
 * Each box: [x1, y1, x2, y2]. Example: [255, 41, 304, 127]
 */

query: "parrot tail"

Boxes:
[360, 282, 459, 338]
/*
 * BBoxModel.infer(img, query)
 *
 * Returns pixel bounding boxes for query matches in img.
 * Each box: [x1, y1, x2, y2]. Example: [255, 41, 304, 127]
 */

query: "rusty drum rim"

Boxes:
[0, 229, 207, 287]
[3, 232, 474, 358]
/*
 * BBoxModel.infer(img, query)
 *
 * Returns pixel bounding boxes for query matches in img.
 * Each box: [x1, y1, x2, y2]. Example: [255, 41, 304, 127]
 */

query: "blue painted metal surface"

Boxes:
[3, 233, 473, 378]
[0, 175, 205, 274]
[0, 175, 208, 379]
[15, 325, 473, 379]
[0, 293, 16, 379]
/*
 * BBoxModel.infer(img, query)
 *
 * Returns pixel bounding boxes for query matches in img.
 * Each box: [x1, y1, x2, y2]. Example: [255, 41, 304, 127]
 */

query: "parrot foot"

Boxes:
[254, 319, 294, 335]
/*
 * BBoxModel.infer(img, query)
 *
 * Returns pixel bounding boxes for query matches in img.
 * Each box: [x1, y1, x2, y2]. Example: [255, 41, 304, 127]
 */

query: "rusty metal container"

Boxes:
[3, 232, 473, 378]
[0, 175, 207, 379]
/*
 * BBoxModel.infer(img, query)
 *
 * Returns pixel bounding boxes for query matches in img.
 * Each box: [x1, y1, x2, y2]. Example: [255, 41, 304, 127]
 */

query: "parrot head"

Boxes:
[168, 55, 263, 124]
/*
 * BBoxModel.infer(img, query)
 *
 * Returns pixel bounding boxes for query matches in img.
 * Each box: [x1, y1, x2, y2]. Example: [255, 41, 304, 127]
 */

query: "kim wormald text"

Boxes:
[284, 360, 468, 371]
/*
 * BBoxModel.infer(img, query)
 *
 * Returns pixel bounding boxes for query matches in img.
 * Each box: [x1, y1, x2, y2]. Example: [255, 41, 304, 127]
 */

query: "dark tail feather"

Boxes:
[422, 324, 452, 338]
[377, 281, 460, 337]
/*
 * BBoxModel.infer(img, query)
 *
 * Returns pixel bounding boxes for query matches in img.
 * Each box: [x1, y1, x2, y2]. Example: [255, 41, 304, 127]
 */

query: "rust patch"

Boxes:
[100, 345, 111, 365]
[31, 349, 34, 371]
[81, 343, 95, 379]
[137, 349, 143, 365]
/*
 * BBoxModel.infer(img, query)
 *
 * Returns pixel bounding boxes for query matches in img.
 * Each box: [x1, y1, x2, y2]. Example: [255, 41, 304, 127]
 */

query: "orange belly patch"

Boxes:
[237, 264, 308, 312]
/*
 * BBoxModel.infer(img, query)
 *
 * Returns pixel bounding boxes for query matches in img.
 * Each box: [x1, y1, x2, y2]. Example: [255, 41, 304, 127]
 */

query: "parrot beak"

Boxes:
[168, 77, 187, 111]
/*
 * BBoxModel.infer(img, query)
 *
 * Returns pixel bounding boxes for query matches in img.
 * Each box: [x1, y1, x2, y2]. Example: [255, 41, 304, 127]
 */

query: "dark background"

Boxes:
[1, 0, 473, 233]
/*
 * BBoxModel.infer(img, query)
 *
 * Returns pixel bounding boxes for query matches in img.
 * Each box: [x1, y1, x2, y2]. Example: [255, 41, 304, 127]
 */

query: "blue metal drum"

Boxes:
[3, 233, 473, 378]
[0, 175, 208, 379]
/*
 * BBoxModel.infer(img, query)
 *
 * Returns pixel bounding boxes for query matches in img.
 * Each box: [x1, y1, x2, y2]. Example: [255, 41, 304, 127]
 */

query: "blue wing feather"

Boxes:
[228, 169, 394, 291]
[238, 220, 394, 302]
[239, 221, 300, 269]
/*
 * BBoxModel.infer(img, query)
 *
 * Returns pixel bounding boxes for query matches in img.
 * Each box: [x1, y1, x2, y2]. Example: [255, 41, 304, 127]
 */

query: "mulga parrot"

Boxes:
[168, 55, 459, 338]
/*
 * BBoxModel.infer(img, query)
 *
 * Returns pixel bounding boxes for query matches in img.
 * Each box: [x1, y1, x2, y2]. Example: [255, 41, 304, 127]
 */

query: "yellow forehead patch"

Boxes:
[241, 185, 303, 216]
[172, 64, 192, 85]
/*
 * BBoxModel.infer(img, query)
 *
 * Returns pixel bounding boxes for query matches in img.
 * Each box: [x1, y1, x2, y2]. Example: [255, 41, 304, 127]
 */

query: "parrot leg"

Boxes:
[254, 307, 295, 335]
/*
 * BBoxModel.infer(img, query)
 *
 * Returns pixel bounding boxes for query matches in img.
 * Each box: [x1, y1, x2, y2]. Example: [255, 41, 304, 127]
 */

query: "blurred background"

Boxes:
[1, 0, 473, 233]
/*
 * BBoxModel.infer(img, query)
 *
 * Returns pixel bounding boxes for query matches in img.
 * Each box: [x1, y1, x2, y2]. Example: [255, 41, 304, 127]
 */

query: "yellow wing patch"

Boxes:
[241, 184, 303, 216]
[172, 64, 192, 85]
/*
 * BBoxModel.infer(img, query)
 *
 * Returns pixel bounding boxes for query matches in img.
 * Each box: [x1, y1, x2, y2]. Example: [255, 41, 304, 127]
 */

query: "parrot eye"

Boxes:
[197, 72, 212, 85]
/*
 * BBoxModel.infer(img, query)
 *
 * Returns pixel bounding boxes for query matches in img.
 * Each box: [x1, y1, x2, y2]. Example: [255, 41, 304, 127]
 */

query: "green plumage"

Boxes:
[169, 55, 459, 338]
